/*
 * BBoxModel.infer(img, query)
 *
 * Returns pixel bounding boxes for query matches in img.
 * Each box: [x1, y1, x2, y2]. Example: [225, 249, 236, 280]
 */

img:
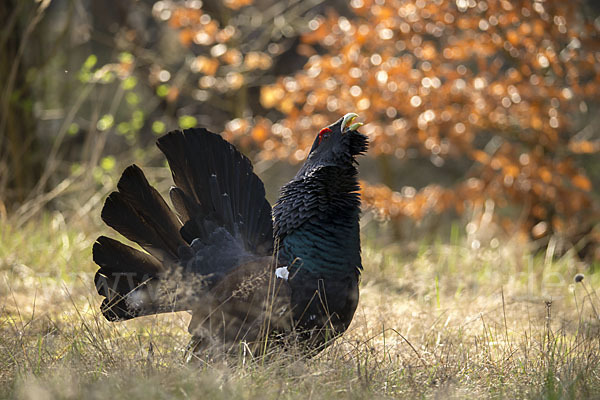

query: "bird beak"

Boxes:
[341, 113, 362, 133]
[348, 122, 363, 131]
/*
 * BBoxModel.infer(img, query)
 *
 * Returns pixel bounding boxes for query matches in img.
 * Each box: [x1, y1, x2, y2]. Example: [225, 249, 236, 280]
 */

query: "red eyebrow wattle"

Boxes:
[318, 128, 332, 144]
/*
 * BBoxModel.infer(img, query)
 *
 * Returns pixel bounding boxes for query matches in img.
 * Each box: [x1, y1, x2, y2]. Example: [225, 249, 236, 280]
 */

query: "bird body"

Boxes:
[93, 113, 367, 356]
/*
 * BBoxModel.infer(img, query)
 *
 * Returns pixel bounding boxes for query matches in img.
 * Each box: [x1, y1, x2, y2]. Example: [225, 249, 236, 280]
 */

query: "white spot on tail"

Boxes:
[275, 266, 289, 280]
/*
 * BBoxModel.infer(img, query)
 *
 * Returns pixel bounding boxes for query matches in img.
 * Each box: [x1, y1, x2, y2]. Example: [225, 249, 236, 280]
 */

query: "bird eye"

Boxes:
[318, 128, 332, 145]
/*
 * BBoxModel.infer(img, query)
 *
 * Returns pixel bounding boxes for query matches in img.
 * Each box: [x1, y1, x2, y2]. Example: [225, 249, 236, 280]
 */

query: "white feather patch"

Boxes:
[275, 266, 289, 280]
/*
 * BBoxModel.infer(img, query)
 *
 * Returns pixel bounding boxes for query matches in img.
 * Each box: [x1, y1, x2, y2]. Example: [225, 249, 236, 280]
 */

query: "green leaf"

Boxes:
[119, 52, 134, 64]
[70, 162, 82, 175]
[78, 71, 91, 83]
[122, 76, 138, 90]
[126, 92, 139, 105]
[67, 123, 79, 136]
[178, 115, 197, 129]
[156, 84, 169, 97]
[152, 121, 166, 135]
[97, 114, 114, 131]
[84, 54, 97, 70]
[117, 122, 130, 134]
[131, 110, 144, 130]
[100, 156, 116, 171]
[100, 71, 115, 83]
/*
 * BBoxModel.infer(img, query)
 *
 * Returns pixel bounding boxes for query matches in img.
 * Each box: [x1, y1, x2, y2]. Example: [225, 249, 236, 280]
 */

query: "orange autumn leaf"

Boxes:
[572, 175, 592, 191]
[166, 86, 179, 103]
[538, 167, 552, 183]
[161, 0, 600, 255]
[472, 150, 489, 164]
[251, 122, 269, 143]
[224, 0, 253, 10]
[178, 28, 195, 47]
[194, 56, 219, 76]
[569, 140, 600, 154]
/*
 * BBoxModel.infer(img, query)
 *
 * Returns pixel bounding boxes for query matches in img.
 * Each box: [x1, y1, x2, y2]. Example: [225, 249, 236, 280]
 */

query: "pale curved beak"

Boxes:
[341, 113, 363, 132]
[348, 122, 363, 131]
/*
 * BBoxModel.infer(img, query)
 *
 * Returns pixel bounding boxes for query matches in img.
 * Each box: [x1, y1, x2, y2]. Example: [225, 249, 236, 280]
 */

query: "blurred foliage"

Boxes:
[258, 0, 600, 257]
[0, 0, 334, 216]
[1, 0, 600, 258]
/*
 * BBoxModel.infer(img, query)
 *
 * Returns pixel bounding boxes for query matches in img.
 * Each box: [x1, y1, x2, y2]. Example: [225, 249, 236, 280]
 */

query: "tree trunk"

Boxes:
[0, 0, 42, 208]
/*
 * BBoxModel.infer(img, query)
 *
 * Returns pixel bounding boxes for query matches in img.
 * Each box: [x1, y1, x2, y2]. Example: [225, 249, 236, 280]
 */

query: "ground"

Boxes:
[1, 213, 600, 399]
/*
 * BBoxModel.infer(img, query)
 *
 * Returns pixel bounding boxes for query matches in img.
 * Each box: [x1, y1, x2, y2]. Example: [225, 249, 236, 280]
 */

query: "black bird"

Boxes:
[93, 113, 367, 355]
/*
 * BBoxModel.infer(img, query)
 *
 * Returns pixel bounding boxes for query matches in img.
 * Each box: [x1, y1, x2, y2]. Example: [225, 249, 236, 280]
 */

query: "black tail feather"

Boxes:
[101, 165, 188, 263]
[157, 128, 273, 255]
[116, 165, 185, 249]
[93, 235, 163, 276]
[169, 186, 199, 223]
[94, 236, 161, 320]
[93, 236, 191, 321]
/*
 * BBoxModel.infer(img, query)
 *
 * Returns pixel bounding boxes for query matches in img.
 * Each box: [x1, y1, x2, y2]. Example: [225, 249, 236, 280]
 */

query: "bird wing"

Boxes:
[187, 256, 293, 355]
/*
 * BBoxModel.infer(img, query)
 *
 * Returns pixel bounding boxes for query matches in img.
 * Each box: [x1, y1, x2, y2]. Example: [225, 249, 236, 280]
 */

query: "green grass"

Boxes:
[2, 213, 600, 399]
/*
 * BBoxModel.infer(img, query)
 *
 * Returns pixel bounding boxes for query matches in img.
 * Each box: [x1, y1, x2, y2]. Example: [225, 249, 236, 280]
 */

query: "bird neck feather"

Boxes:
[273, 165, 362, 277]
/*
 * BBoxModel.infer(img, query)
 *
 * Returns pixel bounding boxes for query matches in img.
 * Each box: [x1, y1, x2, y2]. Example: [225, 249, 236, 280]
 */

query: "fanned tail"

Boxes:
[101, 165, 189, 264]
[95, 165, 192, 320]
[94, 128, 274, 322]
[157, 128, 274, 257]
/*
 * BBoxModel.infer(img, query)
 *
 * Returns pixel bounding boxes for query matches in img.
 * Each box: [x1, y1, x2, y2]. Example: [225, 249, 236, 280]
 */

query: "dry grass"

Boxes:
[1, 213, 600, 399]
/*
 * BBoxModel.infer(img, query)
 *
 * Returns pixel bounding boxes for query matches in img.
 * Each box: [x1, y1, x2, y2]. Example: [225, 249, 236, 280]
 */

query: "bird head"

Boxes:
[297, 113, 368, 177]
